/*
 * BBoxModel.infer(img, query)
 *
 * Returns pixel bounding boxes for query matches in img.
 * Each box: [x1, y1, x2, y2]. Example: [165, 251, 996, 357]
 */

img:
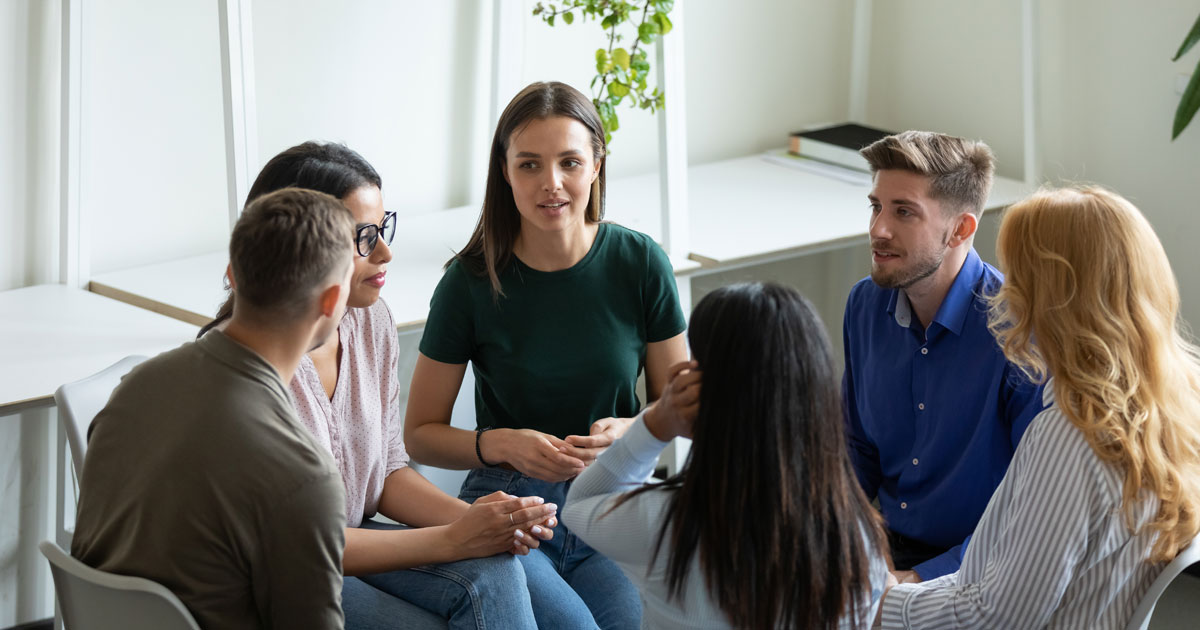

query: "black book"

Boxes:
[788, 123, 894, 172]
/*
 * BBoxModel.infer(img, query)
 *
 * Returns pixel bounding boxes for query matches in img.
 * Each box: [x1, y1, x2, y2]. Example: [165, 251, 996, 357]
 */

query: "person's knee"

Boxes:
[467, 553, 528, 593]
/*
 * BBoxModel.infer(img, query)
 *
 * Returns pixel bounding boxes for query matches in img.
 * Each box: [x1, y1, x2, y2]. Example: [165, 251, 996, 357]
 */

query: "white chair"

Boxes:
[51, 355, 147, 630]
[40, 540, 200, 630]
[1125, 536, 1200, 630]
[52, 355, 146, 547]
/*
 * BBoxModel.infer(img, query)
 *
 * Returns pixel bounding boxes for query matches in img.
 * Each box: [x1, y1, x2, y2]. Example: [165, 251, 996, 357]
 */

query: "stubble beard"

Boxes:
[870, 231, 952, 290]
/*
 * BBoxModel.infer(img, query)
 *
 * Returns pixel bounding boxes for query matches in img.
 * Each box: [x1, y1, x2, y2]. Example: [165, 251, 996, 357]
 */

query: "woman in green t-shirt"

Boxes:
[405, 81, 689, 629]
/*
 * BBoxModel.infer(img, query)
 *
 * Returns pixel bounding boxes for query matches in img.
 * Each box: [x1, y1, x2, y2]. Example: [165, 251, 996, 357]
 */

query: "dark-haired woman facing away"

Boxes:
[405, 81, 689, 628]
[201, 141, 559, 630]
[563, 283, 890, 629]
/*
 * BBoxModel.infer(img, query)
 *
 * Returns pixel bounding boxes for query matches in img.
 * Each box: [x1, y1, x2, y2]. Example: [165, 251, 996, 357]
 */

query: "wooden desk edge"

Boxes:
[0, 395, 54, 416]
[89, 281, 212, 328]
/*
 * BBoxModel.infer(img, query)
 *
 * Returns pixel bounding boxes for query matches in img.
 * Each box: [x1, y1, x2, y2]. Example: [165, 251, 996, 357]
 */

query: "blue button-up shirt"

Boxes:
[841, 248, 1044, 579]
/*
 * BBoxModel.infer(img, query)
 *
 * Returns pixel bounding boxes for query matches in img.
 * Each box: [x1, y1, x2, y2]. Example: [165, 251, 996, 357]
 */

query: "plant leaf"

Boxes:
[613, 47, 631, 71]
[1174, 13, 1200, 61]
[595, 49, 613, 73]
[652, 12, 672, 35]
[1173, 59, 1200, 139]
[638, 21, 660, 44]
[563, 11, 574, 24]
[608, 82, 630, 106]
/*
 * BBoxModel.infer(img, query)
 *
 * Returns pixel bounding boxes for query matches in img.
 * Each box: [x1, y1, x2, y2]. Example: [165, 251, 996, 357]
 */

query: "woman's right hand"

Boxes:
[481, 429, 587, 482]
[445, 491, 558, 559]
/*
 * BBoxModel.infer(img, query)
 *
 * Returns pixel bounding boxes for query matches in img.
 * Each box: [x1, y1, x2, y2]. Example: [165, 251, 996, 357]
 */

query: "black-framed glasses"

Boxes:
[356, 211, 396, 257]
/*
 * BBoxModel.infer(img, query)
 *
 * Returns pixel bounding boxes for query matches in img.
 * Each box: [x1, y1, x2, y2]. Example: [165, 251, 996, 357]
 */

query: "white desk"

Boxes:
[91, 154, 1029, 329]
[0, 284, 200, 415]
[606, 153, 1032, 269]
[91, 205, 701, 333]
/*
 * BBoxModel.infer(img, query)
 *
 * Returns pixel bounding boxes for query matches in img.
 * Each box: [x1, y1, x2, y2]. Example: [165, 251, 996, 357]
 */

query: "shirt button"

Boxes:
[921, 348, 929, 355]
[900, 502, 908, 509]
[918, 403, 925, 410]
[912, 458, 919, 466]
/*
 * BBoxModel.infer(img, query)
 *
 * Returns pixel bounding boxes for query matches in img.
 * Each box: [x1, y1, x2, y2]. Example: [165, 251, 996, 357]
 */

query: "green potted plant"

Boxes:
[533, 0, 675, 145]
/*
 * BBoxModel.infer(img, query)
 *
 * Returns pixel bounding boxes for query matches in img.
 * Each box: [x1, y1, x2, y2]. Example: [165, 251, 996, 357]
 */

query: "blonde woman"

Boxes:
[877, 186, 1200, 629]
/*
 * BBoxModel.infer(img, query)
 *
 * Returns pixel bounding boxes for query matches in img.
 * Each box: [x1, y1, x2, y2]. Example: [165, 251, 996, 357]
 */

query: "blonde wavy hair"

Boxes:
[987, 185, 1200, 562]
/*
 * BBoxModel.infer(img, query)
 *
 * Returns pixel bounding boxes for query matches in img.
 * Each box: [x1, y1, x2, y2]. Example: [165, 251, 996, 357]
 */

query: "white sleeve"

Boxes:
[563, 413, 672, 565]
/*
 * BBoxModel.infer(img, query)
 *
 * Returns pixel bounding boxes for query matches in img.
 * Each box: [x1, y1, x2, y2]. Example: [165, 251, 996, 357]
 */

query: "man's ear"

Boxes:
[225, 263, 237, 289]
[317, 284, 343, 318]
[949, 212, 979, 247]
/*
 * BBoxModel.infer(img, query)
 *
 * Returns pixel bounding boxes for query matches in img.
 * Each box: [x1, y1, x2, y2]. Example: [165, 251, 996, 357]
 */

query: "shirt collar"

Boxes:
[887, 248, 985, 336]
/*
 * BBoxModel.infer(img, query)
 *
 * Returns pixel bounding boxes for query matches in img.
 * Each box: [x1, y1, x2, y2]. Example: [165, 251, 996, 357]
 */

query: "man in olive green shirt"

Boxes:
[72, 189, 356, 629]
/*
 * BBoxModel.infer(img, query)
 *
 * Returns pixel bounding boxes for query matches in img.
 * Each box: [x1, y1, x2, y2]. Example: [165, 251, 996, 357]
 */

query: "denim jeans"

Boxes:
[460, 468, 642, 630]
[341, 520, 538, 630]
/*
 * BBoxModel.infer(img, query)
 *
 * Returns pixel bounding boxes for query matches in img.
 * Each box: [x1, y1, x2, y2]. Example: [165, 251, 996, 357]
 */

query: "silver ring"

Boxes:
[509, 513, 515, 526]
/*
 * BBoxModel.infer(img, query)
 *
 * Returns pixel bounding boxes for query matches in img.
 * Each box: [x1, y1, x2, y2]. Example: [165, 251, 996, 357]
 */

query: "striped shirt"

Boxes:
[881, 380, 1165, 629]
[565, 415, 889, 629]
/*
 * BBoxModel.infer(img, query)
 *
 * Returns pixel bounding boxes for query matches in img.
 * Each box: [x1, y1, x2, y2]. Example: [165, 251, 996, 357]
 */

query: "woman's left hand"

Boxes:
[562, 417, 635, 465]
[510, 514, 557, 556]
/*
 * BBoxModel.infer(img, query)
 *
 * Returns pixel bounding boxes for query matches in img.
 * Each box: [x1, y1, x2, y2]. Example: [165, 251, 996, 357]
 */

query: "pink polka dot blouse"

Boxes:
[289, 299, 410, 527]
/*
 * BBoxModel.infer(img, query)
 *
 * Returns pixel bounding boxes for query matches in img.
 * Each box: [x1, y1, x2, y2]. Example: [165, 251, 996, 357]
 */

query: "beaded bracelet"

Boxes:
[475, 426, 497, 467]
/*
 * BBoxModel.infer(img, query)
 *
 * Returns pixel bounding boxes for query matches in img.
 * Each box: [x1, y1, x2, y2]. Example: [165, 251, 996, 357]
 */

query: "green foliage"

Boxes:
[1173, 13, 1200, 140]
[532, 0, 675, 145]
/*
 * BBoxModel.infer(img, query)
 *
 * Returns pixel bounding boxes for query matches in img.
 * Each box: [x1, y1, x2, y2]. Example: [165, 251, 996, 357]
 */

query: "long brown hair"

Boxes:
[617, 283, 887, 629]
[452, 81, 606, 297]
[988, 186, 1200, 562]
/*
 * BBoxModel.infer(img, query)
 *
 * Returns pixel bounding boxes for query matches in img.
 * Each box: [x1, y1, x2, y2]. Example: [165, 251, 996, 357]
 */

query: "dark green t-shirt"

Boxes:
[420, 222, 687, 439]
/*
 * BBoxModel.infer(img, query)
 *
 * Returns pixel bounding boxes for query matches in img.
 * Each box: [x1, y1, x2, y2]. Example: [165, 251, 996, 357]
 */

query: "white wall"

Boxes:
[1038, 0, 1200, 328]
[253, 0, 494, 215]
[1, 3, 60, 623]
[83, 0, 230, 276]
[0, 0, 59, 293]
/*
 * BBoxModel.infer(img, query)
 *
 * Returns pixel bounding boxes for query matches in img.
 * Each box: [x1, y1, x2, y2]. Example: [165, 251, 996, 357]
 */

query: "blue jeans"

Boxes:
[341, 520, 538, 630]
[460, 468, 642, 630]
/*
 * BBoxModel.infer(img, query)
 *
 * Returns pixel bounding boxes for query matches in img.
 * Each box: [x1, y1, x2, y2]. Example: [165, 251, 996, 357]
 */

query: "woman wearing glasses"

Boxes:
[200, 141, 558, 630]
[403, 82, 690, 628]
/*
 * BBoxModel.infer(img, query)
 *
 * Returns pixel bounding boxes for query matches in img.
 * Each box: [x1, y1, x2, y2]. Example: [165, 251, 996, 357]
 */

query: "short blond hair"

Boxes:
[988, 185, 1200, 563]
[860, 131, 995, 216]
[229, 188, 354, 321]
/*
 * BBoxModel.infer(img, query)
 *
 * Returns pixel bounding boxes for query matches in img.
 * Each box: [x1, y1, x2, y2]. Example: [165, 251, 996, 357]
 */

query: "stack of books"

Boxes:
[788, 123, 894, 172]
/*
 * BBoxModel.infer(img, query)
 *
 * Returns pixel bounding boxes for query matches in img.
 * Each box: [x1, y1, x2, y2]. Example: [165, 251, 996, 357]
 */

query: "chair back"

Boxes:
[39, 540, 200, 630]
[53, 355, 146, 471]
[1125, 535, 1200, 630]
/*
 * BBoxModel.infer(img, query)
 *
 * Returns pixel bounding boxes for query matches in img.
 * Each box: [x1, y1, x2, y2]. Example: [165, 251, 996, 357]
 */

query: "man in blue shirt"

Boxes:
[842, 131, 1043, 582]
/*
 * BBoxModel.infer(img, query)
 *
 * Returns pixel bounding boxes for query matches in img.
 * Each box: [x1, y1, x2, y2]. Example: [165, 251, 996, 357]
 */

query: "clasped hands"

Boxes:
[451, 491, 559, 557]
[480, 361, 703, 482]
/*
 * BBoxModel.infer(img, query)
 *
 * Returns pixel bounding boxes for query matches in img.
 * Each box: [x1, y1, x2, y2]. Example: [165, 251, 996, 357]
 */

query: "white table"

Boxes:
[91, 153, 1029, 328]
[91, 205, 702, 333]
[0, 284, 200, 415]
[606, 153, 1031, 270]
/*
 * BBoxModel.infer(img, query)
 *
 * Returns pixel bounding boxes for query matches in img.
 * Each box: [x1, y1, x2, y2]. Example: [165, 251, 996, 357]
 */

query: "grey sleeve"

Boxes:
[255, 472, 347, 630]
[564, 415, 671, 565]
